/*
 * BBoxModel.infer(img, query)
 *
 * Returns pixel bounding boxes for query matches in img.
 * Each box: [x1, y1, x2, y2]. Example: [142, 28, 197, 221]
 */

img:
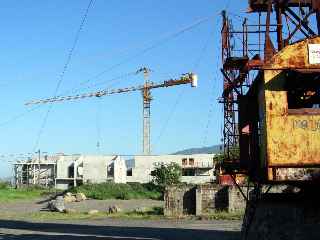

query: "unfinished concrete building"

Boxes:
[14, 154, 125, 189]
[126, 154, 216, 184]
[14, 153, 216, 189]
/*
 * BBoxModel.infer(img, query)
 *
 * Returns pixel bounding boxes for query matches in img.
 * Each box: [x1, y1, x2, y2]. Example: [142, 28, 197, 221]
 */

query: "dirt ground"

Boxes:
[0, 198, 242, 240]
[0, 198, 164, 214]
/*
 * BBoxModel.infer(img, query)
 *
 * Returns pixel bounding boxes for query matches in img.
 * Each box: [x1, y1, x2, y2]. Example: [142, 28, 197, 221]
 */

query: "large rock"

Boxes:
[108, 205, 121, 214]
[65, 192, 73, 197]
[88, 209, 99, 215]
[134, 207, 148, 213]
[75, 193, 86, 202]
[64, 195, 76, 203]
[48, 196, 65, 212]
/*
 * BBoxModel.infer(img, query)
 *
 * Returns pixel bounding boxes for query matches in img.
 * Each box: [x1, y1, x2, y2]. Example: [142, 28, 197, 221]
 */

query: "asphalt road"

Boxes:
[0, 218, 241, 240]
[0, 197, 241, 239]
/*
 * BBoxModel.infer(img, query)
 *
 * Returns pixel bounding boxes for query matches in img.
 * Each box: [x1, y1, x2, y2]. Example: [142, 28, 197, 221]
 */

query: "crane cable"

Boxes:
[0, 70, 136, 129]
[65, 70, 137, 95]
[33, 0, 95, 152]
[27, 15, 215, 103]
[1, 14, 215, 129]
[95, 98, 102, 153]
[53, 14, 216, 97]
[0, 105, 42, 128]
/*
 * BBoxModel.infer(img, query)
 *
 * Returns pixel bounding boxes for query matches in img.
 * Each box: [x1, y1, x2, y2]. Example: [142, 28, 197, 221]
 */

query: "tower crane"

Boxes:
[26, 69, 198, 155]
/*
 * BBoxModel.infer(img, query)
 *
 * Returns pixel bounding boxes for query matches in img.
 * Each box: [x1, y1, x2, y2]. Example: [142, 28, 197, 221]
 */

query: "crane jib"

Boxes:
[25, 73, 197, 106]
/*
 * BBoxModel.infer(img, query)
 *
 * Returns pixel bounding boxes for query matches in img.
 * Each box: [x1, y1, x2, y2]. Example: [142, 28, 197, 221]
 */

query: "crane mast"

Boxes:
[140, 67, 152, 155]
[26, 70, 198, 155]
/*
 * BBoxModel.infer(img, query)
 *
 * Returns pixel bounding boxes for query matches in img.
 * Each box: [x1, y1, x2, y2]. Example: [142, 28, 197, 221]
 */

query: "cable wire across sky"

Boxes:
[32, 0, 95, 152]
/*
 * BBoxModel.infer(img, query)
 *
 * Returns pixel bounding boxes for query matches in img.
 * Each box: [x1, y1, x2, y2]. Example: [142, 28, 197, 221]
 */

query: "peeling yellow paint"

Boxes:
[262, 37, 320, 181]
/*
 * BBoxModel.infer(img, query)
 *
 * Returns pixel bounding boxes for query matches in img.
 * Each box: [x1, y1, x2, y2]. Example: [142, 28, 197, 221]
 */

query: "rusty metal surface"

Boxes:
[288, 108, 320, 115]
[218, 175, 234, 186]
[263, 37, 320, 181]
[248, 0, 314, 13]
[270, 167, 320, 181]
[220, 2, 320, 183]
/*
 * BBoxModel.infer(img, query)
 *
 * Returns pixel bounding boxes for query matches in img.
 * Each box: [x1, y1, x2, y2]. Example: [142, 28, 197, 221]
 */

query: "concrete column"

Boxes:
[73, 161, 77, 187]
[196, 186, 202, 216]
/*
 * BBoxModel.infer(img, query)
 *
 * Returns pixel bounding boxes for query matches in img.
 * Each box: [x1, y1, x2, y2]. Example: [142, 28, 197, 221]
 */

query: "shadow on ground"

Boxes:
[0, 219, 240, 240]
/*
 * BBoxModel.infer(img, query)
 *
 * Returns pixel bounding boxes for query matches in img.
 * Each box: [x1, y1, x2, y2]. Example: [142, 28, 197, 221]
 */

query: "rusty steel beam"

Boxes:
[285, 7, 317, 36]
[221, 10, 240, 164]
[284, 10, 314, 43]
[221, 69, 241, 96]
[317, 11, 320, 34]
[248, 0, 314, 12]
[264, 0, 276, 62]
[275, 2, 284, 50]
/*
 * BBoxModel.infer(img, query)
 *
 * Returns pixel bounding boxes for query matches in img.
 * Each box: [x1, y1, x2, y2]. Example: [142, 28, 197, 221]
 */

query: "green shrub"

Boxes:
[71, 182, 161, 200]
[0, 181, 9, 189]
[151, 162, 182, 188]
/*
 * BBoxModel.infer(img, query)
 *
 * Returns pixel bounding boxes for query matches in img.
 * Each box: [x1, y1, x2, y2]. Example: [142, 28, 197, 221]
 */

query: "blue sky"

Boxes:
[0, 1, 253, 177]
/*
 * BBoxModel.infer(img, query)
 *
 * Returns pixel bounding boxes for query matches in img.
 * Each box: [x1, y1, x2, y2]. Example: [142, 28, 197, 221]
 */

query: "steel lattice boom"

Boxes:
[25, 73, 197, 106]
[26, 71, 198, 155]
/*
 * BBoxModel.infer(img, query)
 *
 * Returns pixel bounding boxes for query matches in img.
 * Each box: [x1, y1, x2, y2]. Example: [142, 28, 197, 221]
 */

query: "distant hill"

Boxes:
[173, 145, 223, 155]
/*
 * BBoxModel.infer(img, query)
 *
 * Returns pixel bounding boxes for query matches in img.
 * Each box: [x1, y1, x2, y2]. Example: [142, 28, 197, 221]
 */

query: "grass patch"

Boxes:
[0, 186, 55, 202]
[200, 210, 244, 220]
[71, 182, 162, 200]
[0, 181, 9, 189]
[0, 212, 108, 221]
[26, 212, 110, 221]
[1, 207, 165, 221]
[0, 207, 242, 222]
[103, 206, 164, 220]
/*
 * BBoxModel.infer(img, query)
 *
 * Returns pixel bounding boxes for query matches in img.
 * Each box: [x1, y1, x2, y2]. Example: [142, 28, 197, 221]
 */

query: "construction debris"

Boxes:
[108, 205, 121, 214]
[75, 193, 86, 202]
[48, 196, 65, 213]
[63, 192, 76, 203]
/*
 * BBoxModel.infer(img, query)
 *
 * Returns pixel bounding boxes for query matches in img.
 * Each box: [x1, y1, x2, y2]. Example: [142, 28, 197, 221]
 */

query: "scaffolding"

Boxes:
[14, 157, 57, 188]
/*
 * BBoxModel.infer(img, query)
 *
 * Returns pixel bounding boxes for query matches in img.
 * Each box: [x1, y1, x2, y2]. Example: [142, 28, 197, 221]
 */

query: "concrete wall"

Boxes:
[56, 155, 80, 179]
[114, 156, 126, 183]
[244, 190, 320, 240]
[196, 185, 210, 215]
[196, 184, 229, 215]
[82, 155, 116, 184]
[55, 155, 80, 189]
[164, 185, 196, 216]
[55, 155, 117, 189]
[165, 184, 247, 217]
[228, 186, 247, 212]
